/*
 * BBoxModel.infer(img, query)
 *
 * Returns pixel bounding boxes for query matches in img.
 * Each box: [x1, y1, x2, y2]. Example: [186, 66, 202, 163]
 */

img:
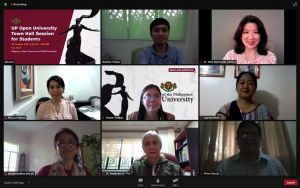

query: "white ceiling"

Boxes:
[4, 121, 53, 135]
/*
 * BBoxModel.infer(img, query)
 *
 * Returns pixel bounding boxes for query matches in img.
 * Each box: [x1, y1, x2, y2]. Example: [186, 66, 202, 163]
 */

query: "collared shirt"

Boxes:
[139, 44, 185, 64]
[217, 152, 288, 176]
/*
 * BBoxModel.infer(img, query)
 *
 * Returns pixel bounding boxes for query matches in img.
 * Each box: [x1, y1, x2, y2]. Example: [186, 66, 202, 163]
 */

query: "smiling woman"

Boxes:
[223, 15, 277, 64]
[36, 128, 91, 176]
[36, 75, 78, 120]
[127, 84, 175, 120]
[216, 71, 273, 120]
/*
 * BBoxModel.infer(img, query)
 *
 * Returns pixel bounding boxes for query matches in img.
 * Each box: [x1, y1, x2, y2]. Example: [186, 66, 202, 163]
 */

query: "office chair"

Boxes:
[131, 48, 143, 64]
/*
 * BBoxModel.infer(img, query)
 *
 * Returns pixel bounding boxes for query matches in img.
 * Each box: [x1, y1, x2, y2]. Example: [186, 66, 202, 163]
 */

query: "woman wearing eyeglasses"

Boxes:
[127, 84, 175, 120]
[36, 128, 91, 176]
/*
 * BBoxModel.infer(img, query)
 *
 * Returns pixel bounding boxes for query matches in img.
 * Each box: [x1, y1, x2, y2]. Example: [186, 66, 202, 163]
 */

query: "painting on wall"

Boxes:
[234, 65, 260, 78]
[200, 65, 225, 77]
[15, 65, 35, 100]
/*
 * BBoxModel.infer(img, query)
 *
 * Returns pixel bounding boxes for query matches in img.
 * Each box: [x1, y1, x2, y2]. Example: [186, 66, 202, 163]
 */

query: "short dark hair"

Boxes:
[137, 84, 167, 120]
[237, 121, 261, 137]
[47, 75, 65, 90]
[150, 18, 170, 32]
[236, 71, 257, 89]
[233, 15, 268, 55]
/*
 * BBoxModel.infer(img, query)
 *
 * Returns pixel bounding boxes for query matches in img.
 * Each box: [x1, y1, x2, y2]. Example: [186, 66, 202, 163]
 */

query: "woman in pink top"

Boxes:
[223, 15, 276, 64]
[36, 75, 78, 120]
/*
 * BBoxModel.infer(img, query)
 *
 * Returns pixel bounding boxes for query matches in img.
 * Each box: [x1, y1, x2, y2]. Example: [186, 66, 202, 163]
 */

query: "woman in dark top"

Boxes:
[216, 71, 273, 120]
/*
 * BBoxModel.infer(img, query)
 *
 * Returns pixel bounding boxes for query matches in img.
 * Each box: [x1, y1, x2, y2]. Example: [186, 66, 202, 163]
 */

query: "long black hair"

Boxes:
[137, 84, 168, 120]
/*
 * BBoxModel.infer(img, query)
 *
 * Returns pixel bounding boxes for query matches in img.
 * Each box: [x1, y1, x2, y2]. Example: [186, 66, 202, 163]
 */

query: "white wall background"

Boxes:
[200, 65, 296, 120]
[187, 121, 198, 128]
[59, 10, 101, 64]
[4, 121, 100, 173]
[36, 65, 100, 100]
[102, 65, 198, 120]
[4, 65, 100, 120]
[101, 10, 198, 64]
[212, 10, 284, 64]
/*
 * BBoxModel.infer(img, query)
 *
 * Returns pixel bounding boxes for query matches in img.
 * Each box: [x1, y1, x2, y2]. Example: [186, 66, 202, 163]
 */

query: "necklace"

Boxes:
[237, 101, 255, 114]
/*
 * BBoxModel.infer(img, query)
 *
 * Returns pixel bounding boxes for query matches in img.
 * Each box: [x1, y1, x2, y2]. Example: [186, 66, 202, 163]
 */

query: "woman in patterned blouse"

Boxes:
[216, 71, 273, 120]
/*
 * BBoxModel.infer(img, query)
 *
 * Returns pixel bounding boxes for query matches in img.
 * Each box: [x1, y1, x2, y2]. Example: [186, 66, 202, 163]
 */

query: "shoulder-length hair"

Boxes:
[137, 84, 168, 120]
[234, 15, 268, 55]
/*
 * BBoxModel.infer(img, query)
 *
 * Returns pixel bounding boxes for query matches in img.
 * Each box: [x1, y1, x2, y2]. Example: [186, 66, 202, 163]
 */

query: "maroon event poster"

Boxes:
[4, 10, 73, 64]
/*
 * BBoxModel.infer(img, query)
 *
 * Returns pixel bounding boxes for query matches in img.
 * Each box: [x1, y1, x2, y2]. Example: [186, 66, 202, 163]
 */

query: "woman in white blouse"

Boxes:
[36, 75, 78, 120]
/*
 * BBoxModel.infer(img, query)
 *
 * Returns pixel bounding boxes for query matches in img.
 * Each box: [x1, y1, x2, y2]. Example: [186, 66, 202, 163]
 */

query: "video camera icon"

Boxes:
[138, 178, 143, 183]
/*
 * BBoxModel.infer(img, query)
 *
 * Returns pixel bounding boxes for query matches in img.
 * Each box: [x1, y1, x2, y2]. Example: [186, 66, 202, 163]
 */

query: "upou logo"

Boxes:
[12, 18, 21, 25]
[160, 81, 177, 92]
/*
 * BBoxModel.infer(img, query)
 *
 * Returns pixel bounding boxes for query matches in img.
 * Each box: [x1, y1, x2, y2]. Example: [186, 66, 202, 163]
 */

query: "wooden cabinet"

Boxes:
[174, 128, 199, 176]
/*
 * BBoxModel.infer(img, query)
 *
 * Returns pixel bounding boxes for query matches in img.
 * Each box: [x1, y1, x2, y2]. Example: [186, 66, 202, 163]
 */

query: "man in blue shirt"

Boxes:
[218, 121, 288, 176]
[139, 18, 185, 64]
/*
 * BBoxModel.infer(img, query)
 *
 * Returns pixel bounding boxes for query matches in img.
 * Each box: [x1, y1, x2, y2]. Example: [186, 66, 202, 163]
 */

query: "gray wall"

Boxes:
[102, 10, 198, 64]
[212, 10, 284, 64]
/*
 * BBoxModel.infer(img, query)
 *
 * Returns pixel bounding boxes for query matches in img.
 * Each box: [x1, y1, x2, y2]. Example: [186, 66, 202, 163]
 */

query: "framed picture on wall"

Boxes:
[200, 65, 225, 77]
[15, 65, 35, 100]
[234, 65, 260, 78]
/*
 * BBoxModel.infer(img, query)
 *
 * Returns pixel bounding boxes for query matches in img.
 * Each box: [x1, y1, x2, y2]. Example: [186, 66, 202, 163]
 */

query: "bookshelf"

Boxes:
[174, 128, 199, 176]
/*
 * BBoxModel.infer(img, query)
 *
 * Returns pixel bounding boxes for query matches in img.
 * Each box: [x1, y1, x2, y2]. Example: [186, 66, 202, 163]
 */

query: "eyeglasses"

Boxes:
[143, 95, 160, 101]
[55, 142, 77, 148]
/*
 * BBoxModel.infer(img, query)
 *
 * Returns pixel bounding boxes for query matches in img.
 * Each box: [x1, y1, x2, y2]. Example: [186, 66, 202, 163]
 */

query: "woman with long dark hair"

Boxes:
[216, 72, 273, 120]
[127, 84, 175, 120]
[223, 15, 276, 64]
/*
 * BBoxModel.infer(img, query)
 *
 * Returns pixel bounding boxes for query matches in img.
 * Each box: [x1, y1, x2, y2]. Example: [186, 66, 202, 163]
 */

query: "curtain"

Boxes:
[102, 10, 188, 40]
[200, 121, 239, 174]
[260, 121, 296, 175]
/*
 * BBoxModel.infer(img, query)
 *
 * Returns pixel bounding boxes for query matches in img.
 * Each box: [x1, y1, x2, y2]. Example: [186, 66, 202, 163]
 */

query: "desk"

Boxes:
[78, 105, 100, 120]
